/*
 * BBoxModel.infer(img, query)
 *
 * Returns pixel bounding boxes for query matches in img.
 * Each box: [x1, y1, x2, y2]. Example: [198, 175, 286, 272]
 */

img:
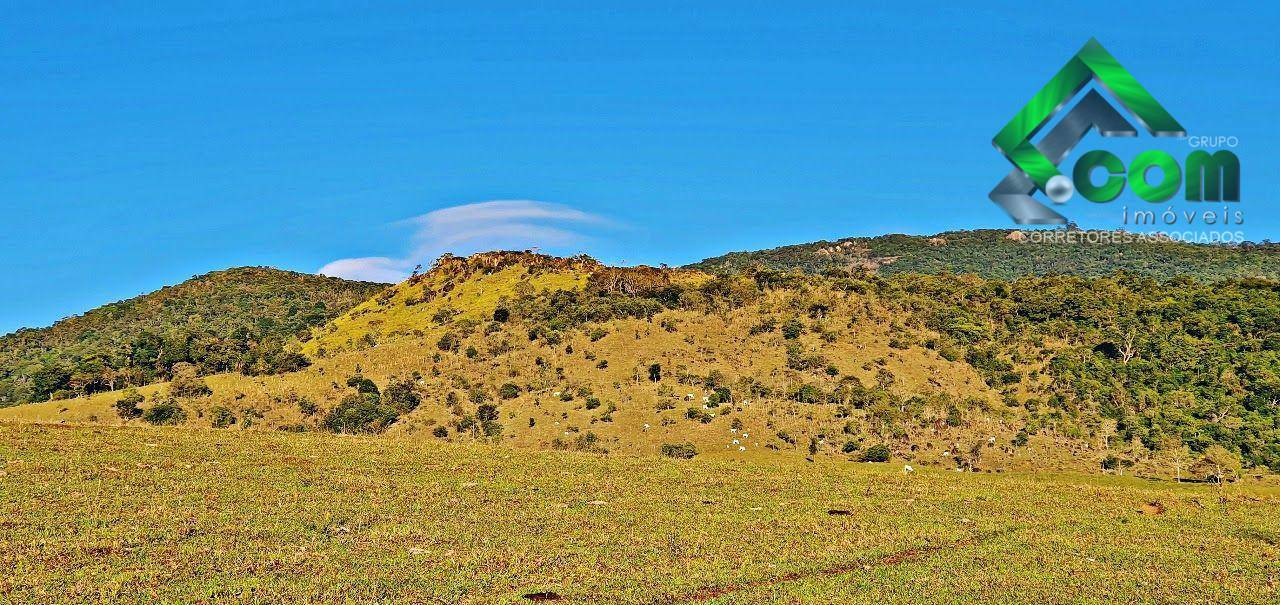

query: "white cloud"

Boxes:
[318, 200, 607, 283]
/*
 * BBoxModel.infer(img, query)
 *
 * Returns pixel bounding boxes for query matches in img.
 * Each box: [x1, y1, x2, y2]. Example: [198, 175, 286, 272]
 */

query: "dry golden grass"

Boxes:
[2, 422, 1278, 604]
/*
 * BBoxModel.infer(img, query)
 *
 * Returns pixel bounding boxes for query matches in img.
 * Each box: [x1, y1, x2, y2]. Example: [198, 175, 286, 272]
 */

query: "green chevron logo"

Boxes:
[990, 39, 1240, 225]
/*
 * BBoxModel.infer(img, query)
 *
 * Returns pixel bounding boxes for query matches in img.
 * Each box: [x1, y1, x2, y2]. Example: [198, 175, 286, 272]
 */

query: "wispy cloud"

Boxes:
[318, 200, 608, 283]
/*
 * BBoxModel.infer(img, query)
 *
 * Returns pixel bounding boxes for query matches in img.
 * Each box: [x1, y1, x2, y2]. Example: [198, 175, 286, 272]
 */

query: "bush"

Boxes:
[298, 397, 319, 416]
[585, 397, 602, 410]
[660, 442, 698, 459]
[346, 375, 379, 396]
[209, 405, 237, 428]
[114, 389, 144, 420]
[382, 377, 421, 413]
[686, 407, 712, 423]
[143, 399, 187, 426]
[649, 363, 662, 382]
[266, 352, 311, 374]
[792, 384, 824, 404]
[169, 363, 212, 399]
[859, 443, 891, 462]
[499, 383, 521, 399]
[708, 386, 732, 407]
[781, 318, 804, 340]
[481, 419, 503, 437]
[842, 440, 858, 454]
[432, 425, 449, 438]
[436, 331, 460, 352]
[323, 393, 399, 434]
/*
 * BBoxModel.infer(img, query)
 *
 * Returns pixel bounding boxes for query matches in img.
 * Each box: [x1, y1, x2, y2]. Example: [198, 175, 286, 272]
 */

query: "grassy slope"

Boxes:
[2, 423, 1278, 604]
[687, 229, 1280, 280]
[9, 252, 1275, 476]
[300, 259, 591, 357]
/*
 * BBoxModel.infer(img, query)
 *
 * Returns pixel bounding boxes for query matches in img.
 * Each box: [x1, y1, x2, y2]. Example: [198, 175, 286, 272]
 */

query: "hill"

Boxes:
[9, 252, 1278, 478]
[686, 229, 1280, 280]
[0, 267, 386, 406]
[4, 422, 1278, 603]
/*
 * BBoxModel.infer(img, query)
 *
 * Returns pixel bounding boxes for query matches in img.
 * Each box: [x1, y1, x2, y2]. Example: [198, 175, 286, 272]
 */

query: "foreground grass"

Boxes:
[1, 423, 1278, 604]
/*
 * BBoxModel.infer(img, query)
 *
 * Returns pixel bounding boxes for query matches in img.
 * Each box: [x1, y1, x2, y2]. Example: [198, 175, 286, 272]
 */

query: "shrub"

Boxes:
[585, 397, 602, 410]
[436, 331, 460, 352]
[143, 399, 187, 426]
[842, 440, 858, 454]
[209, 405, 237, 428]
[781, 318, 804, 340]
[686, 407, 712, 423]
[432, 425, 449, 438]
[708, 386, 732, 407]
[265, 352, 311, 374]
[492, 308, 510, 322]
[114, 389, 144, 420]
[298, 397, 319, 416]
[169, 363, 212, 398]
[660, 442, 698, 459]
[346, 375, 379, 396]
[382, 377, 421, 413]
[649, 363, 662, 382]
[499, 383, 521, 399]
[792, 384, 824, 404]
[859, 444, 891, 462]
[323, 393, 399, 434]
[482, 420, 503, 437]
[748, 318, 776, 335]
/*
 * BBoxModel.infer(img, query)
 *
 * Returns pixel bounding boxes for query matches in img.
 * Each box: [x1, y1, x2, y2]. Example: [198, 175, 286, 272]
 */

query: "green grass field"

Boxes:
[3, 422, 1278, 604]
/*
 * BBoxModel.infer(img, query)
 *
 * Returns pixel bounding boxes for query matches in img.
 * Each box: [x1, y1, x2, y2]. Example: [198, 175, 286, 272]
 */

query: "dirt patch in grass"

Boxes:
[659, 527, 1016, 603]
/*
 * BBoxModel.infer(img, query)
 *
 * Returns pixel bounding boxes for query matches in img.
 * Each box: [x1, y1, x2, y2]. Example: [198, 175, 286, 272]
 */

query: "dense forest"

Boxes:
[0, 268, 384, 405]
[688, 229, 1280, 280]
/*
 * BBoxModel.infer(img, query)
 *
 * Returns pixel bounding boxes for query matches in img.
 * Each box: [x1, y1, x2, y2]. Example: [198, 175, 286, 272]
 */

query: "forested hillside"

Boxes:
[687, 229, 1280, 280]
[0, 268, 385, 405]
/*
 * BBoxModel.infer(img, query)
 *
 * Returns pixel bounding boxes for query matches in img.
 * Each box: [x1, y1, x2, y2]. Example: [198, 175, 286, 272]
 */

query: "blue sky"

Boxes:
[2, 1, 1276, 334]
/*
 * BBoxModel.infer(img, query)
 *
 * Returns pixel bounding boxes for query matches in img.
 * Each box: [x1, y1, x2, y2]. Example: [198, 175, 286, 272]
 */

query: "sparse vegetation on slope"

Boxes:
[11, 252, 1279, 479]
[0, 267, 385, 406]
